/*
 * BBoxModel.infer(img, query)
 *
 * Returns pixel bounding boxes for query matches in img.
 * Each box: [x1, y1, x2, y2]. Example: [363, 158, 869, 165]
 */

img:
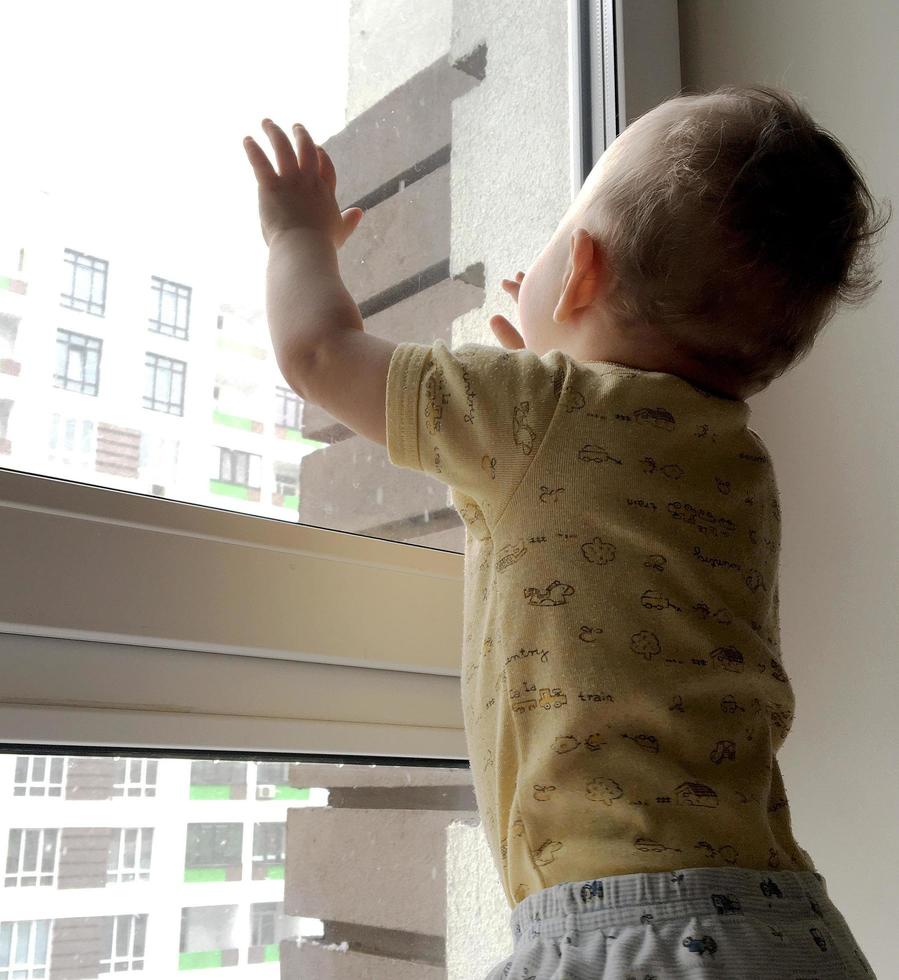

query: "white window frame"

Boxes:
[99, 914, 147, 975]
[106, 827, 153, 884]
[12, 756, 66, 798]
[0, 919, 51, 980]
[0, 1, 678, 760]
[3, 828, 59, 889]
[111, 758, 157, 798]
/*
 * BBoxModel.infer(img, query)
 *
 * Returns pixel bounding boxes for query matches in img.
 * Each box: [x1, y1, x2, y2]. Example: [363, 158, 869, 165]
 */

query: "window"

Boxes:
[149, 276, 191, 339]
[184, 824, 242, 882]
[248, 901, 300, 960]
[0, 920, 50, 980]
[0, 0, 587, 550]
[0, 401, 10, 443]
[252, 823, 284, 865]
[144, 353, 186, 415]
[255, 761, 289, 786]
[60, 248, 107, 316]
[216, 447, 261, 488]
[99, 915, 146, 974]
[250, 902, 279, 947]
[189, 761, 246, 800]
[275, 386, 302, 430]
[13, 757, 66, 798]
[1, 752, 478, 970]
[112, 759, 157, 798]
[54, 329, 102, 395]
[0, 0, 649, 966]
[273, 463, 299, 499]
[47, 414, 94, 468]
[0, 314, 18, 360]
[4, 829, 58, 888]
[107, 828, 153, 883]
[179, 906, 239, 971]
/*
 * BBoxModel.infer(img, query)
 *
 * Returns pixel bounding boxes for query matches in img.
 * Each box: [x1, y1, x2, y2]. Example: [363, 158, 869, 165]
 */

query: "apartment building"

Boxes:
[0, 203, 320, 522]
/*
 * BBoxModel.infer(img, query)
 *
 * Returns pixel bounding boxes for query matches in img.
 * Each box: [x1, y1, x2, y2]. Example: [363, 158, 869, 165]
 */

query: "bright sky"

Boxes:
[1, 0, 350, 305]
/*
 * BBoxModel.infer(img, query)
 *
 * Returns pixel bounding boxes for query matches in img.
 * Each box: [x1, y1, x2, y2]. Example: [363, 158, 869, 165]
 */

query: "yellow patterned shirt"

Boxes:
[385, 338, 816, 908]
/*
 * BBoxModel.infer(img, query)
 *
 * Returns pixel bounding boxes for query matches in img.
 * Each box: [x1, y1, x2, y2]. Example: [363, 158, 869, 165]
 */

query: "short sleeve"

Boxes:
[386, 339, 567, 523]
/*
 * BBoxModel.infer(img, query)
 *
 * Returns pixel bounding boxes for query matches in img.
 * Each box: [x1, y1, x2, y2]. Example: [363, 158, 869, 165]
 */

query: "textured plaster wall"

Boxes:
[346, 0, 453, 120]
[446, 821, 513, 978]
[448, 0, 573, 346]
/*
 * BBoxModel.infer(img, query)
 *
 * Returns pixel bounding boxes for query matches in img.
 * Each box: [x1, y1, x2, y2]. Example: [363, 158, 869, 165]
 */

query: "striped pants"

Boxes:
[484, 866, 876, 979]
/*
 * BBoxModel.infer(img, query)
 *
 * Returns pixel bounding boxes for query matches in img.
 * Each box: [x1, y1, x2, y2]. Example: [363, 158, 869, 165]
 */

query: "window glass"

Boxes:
[0, 753, 473, 974]
[184, 824, 243, 880]
[98, 914, 146, 974]
[106, 828, 153, 884]
[0, 919, 50, 979]
[0, 0, 571, 553]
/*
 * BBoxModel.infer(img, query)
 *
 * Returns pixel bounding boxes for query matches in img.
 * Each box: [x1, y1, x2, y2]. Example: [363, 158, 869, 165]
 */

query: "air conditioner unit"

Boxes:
[256, 784, 276, 800]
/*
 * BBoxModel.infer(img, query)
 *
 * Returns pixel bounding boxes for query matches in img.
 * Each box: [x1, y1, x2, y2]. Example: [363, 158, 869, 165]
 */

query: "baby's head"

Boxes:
[516, 86, 889, 399]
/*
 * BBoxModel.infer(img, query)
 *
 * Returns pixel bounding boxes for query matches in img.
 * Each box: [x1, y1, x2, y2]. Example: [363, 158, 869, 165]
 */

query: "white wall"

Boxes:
[678, 2, 898, 975]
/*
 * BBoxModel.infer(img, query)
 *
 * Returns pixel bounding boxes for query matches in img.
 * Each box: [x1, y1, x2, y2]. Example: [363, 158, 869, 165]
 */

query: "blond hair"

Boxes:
[583, 86, 890, 395]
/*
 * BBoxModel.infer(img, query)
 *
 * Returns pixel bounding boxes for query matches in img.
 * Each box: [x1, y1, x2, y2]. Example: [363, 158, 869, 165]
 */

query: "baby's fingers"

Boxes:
[316, 145, 338, 195]
[489, 314, 526, 350]
[501, 272, 526, 302]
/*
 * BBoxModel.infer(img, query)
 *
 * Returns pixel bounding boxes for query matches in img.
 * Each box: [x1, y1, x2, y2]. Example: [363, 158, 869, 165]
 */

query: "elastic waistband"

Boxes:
[511, 866, 830, 942]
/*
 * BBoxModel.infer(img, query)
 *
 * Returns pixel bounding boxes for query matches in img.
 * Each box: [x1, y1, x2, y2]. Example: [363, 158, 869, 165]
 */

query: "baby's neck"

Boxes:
[565, 321, 751, 401]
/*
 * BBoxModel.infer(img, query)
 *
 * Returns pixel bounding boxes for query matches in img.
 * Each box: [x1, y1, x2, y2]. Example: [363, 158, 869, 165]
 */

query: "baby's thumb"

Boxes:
[337, 207, 364, 248]
[489, 314, 526, 350]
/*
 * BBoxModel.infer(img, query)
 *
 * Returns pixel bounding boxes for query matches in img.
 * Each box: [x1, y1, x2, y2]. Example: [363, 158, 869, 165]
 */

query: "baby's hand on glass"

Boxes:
[243, 118, 363, 249]
[490, 271, 526, 350]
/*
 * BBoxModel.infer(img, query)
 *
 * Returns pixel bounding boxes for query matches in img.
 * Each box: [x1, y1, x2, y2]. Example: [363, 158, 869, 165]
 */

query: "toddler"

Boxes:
[243, 85, 885, 978]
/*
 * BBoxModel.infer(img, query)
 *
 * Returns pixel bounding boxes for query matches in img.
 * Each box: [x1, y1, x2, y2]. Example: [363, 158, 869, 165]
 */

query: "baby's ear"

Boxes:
[556, 230, 605, 321]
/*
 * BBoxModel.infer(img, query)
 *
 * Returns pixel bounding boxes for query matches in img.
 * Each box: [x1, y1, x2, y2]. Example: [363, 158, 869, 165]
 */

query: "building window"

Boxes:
[144, 353, 186, 415]
[254, 762, 309, 802]
[179, 906, 239, 970]
[0, 919, 51, 979]
[248, 902, 300, 964]
[4, 830, 58, 888]
[48, 415, 94, 468]
[255, 762, 290, 787]
[107, 828, 153, 884]
[275, 386, 302, 430]
[149, 276, 191, 339]
[184, 824, 242, 883]
[273, 463, 299, 499]
[189, 761, 246, 801]
[13, 757, 66, 798]
[99, 914, 147, 974]
[252, 823, 285, 864]
[0, 313, 18, 359]
[250, 902, 280, 947]
[251, 822, 285, 881]
[112, 759, 157, 798]
[61, 248, 107, 316]
[217, 448, 261, 489]
[0, 401, 10, 443]
[54, 329, 102, 395]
